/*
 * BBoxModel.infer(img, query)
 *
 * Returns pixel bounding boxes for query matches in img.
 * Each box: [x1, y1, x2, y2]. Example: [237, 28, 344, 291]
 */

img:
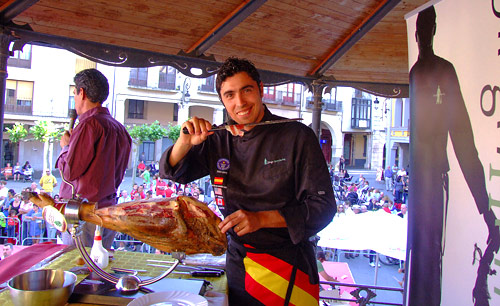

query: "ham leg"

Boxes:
[26, 193, 227, 256]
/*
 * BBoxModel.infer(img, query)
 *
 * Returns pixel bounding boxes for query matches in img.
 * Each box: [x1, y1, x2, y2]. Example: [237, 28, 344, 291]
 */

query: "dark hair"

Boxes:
[74, 68, 109, 103]
[215, 57, 261, 99]
[317, 251, 326, 261]
[8, 189, 15, 196]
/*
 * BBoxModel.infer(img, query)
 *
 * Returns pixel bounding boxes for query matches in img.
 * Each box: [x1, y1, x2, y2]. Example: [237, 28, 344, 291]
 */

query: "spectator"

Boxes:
[7, 210, 19, 244]
[384, 166, 393, 191]
[0, 211, 5, 243]
[8, 192, 21, 217]
[39, 169, 57, 196]
[25, 205, 43, 244]
[393, 176, 405, 203]
[137, 160, 146, 175]
[3, 189, 15, 216]
[30, 182, 40, 194]
[13, 162, 22, 181]
[140, 166, 151, 187]
[1, 243, 13, 260]
[19, 191, 33, 244]
[22, 161, 33, 182]
[130, 183, 139, 199]
[317, 250, 338, 283]
[117, 190, 131, 204]
[131, 185, 145, 200]
[2, 163, 13, 180]
[398, 204, 408, 219]
[155, 177, 168, 198]
[0, 181, 8, 206]
[165, 181, 175, 198]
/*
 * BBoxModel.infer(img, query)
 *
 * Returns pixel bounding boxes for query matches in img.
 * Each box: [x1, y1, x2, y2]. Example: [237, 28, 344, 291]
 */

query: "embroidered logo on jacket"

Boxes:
[264, 158, 286, 165]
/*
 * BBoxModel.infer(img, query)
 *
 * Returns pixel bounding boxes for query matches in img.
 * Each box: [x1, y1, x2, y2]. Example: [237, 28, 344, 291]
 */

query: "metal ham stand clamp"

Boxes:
[56, 170, 181, 294]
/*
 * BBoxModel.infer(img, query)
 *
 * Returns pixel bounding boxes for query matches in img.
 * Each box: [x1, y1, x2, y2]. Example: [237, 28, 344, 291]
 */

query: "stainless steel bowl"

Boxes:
[8, 269, 77, 306]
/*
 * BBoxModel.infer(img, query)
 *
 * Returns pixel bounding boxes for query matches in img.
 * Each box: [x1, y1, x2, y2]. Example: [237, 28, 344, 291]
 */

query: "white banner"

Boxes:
[407, 1, 500, 305]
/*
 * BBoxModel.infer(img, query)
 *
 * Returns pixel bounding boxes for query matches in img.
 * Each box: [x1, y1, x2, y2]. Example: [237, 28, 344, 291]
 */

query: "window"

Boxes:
[199, 75, 216, 92]
[8, 44, 32, 68]
[129, 68, 148, 87]
[68, 85, 76, 116]
[159, 66, 176, 90]
[128, 99, 144, 119]
[139, 141, 155, 162]
[173, 103, 178, 122]
[351, 98, 371, 129]
[263, 86, 276, 102]
[75, 56, 96, 74]
[5, 80, 33, 115]
[282, 83, 296, 105]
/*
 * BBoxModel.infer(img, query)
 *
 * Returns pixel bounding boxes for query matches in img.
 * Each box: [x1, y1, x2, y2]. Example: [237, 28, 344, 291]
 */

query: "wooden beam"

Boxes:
[185, 0, 267, 56]
[0, 0, 39, 24]
[309, 0, 401, 76]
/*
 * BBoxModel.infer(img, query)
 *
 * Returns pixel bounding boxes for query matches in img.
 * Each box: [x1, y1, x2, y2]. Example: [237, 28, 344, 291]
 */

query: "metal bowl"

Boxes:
[8, 269, 77, 306]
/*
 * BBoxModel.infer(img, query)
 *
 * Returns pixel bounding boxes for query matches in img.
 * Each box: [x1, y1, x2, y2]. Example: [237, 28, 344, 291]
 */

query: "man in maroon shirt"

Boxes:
[57, 68, 131, 249]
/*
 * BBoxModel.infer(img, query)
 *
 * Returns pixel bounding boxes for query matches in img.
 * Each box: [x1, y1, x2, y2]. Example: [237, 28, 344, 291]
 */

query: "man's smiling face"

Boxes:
[220, 72, 265, 129]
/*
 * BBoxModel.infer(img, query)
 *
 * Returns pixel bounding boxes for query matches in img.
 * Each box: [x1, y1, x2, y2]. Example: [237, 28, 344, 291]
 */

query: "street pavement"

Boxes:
[7, 168, 404, 305]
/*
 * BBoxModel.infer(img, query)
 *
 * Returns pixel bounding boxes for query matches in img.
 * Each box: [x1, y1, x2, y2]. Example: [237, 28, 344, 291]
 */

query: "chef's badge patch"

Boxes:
[217, 158, 230, 171]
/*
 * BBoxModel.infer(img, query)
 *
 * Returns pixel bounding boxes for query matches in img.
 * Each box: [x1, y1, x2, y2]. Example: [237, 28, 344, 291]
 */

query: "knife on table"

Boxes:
[147, 263, 222, 277]
[182, 118, 303, 134]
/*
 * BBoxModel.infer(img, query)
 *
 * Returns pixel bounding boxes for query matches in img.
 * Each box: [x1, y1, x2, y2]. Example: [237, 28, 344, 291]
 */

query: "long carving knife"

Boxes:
[182, 118, 303, 134]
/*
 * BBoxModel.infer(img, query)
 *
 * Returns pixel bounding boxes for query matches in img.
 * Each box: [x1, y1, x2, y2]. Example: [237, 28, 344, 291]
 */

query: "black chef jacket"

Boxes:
[160, 106, 336, 305]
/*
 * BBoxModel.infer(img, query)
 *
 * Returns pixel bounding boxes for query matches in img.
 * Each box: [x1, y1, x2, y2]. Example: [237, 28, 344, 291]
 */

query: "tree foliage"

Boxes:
[29, 120, 63, 142]
[126, 120, 167, 145]
[5, 123, 28, 143]
[165, 124, 181, 142]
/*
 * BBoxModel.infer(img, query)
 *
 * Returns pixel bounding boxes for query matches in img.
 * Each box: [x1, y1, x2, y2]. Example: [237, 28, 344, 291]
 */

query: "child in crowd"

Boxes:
[7, 210, 19, 244]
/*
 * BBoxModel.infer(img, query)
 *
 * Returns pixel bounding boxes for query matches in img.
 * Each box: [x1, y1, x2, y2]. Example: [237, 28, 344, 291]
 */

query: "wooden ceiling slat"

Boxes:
[187, 0, 269, 56]
[4, 0, 429, 89]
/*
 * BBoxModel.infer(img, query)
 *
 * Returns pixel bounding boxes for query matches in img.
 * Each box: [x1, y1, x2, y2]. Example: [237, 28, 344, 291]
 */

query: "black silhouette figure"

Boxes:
[408, 5, 500, 306]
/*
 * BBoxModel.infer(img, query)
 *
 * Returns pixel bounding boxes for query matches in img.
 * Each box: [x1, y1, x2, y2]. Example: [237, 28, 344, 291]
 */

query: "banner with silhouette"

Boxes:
[406, 1, 500, 305]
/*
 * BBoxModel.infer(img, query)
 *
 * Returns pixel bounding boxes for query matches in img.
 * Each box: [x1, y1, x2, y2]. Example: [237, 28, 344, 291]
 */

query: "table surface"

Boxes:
[319, 261, 356, 305]
[0, 248, 227, 306]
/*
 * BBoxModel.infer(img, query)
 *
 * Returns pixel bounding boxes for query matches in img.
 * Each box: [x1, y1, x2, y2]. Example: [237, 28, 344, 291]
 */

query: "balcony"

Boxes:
[263, 91, 301, 106]
[391, 128, 410, 138]
[5, 102, 32, 115]
[305, 98, 343, 112]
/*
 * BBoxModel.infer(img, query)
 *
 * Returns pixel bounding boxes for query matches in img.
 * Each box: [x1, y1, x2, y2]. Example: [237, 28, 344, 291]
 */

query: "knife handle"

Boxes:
[191, 271, 222, 277]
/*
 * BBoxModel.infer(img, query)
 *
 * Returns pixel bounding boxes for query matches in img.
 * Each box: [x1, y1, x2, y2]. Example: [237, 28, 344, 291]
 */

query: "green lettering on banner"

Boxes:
[490, 164, 500, 180]
[490, 194, 500, 209]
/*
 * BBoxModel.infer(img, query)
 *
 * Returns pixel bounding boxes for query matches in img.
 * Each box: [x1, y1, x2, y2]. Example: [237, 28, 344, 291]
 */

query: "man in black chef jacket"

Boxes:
[160, 57, 336, 306]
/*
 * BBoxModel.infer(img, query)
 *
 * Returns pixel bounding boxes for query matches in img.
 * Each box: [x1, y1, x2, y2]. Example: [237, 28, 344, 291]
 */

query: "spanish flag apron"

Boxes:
[227, 240, 319, 306]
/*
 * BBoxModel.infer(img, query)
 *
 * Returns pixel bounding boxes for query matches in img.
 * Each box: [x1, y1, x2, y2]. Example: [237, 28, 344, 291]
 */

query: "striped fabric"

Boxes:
[244, 251, 319, 306]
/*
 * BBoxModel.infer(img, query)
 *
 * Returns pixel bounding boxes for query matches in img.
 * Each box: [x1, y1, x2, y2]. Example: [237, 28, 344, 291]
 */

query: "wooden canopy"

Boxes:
[0, 0, 428, 97]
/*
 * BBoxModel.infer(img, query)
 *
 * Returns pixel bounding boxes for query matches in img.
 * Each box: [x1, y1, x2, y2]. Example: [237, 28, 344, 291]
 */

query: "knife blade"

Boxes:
[171, 270, 222, 277]
[182, 118, 303, 134]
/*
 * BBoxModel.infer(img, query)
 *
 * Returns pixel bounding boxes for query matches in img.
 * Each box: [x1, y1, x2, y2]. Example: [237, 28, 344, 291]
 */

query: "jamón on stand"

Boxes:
[26, 192, 227, 256]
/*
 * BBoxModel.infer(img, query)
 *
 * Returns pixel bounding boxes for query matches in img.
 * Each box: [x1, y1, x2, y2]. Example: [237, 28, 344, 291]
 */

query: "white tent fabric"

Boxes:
[317, 210, 407, 261]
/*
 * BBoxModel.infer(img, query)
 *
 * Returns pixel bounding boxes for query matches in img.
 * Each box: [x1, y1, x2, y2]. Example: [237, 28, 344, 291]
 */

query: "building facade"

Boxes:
[3, 44, 393, 174]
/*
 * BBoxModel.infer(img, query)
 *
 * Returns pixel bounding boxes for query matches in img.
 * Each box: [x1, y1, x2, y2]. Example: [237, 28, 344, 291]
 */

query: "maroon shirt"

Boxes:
[56, 107, 131, 208]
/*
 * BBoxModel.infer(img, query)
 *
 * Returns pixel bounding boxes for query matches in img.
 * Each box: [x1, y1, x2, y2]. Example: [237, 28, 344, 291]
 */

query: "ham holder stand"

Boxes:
[55, 171, 182, 294]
